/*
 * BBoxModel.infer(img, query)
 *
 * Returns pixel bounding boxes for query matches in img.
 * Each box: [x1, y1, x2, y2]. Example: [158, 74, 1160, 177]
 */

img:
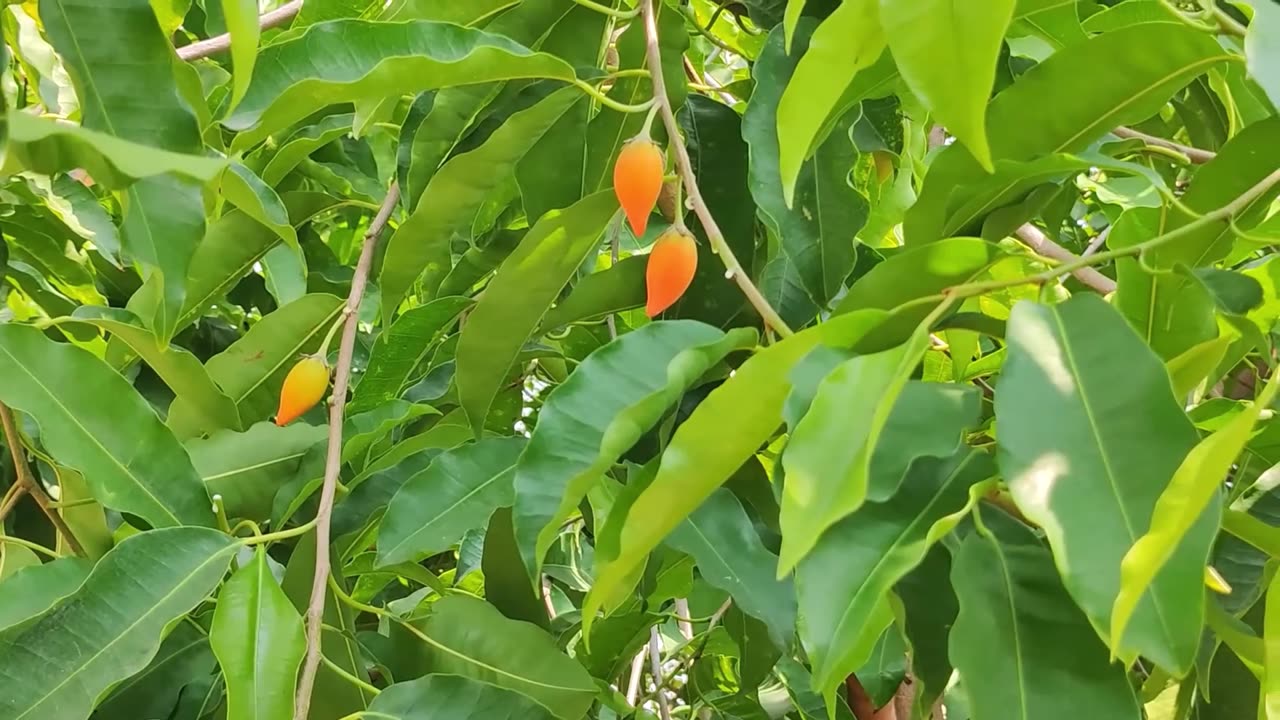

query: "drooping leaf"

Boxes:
[188, 421, 328, 521]
[219, 0, 260, 113]
[364, 673, 557, 720]
[349, 297, 471, 414]
[379, 86, 583, 318]
[997, 294, 1217, 673]
[121, 175, 206, 344]
[221, 163, 298, 248]
[0, 324, 214, 528]
[513, 321, 757, 582]
[455, 190, 617, 435]
[868, 381, 981, 501]
[222, 20, 577, 150]
[0, 528, 237, 719]
[211, 546, 306, 720]
[896, 544, 959, 716]
[376, 436, 526, 566]
[483, 506, 550, 628]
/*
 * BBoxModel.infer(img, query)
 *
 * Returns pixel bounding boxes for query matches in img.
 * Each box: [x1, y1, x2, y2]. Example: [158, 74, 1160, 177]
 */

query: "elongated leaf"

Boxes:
[483, 506, 549, 627]
[747, 22, 864, 316]
[0, 557, 91, 631]
[0, 324, 214, 528]
[412, 594, 596, 719]
[779, 323, 934, 574]
[584, 310, 891, 629]
[384, 0, 518, 23]
[40, 0, 200, 153]
[1113, 373, 1280, 644]
[379, 86, 583, 317]
[211, 546, 306, 720]
[880, 0, 1015, 170]
[223, 20, 576, 150]
[513, 321, 757, 582]
[456, 190, 617, 434]
[220, 0, 260, 112]
[950, 511, 1142, 720]
[365, 672, 556, 720]
[222, 163, 297, 248]
[798, 449, 993, 694]
[3, 112, 225, 190]
[255, 113, 354, 186]
[997, 294, 1216, 673]
[349, 297, 471, 413]
[0, 528, 237, 719]
[905, 24, 1231, 243]
[64, 306, 241, 436]
[376, 436, 526, 566]
[93, 622, 215, 720]
[869, 381, 981, 501]
[776, 0, 885, 206]
[1265, 564, 1280, 717]
[122, 175, 206, 343]
[537, 254, 647, 330]
[666, 488, 796, 644]
[896, 544, 958, 716]
[188, 421, 328, 521]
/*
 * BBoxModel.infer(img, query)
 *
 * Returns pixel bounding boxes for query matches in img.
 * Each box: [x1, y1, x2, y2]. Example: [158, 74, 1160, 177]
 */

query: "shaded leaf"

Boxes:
[364, 673, 556, 720]
[188, 421, 328, 521]
[0, 557, 91, 631]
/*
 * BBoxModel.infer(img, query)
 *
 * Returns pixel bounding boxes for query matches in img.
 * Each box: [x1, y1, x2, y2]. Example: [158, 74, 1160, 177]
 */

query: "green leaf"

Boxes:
[222, 20, 577, 150]
[536, 254, 647, 330]
[378, 86, 583, 318]
[513, 321, 757, 582]
[250, 112, 354, 186]
[868, 381, 982, 501]
[2, 112, 225, 191]
[776, 0, 885, 206]
[63, 306, 241, 436]
[746, 22, 865, 315]
[896, 544, 958, 715]
[880, 0, 1015, 170]
[1112, 372, 1280, 646]
[0, 527, 237, 720]
[40, 0, 200, 153]
[221, 163, 298, 248]
[0, 323, 215, 528]
[171, 294, 344, 429]
[666, 488, 796, 645]
[219, 0, 260, 112]
[1265, 563, 1280, 716]
[211, 546, 306, 720]
[122, 175, 206, 343]
[798, 449, 993, 695]
[0, 557, 91, 631]
[92, 620, 215, 720]
[384, 0, 519, 24]
[483, 506, 550, 627]
[1244, 0, 1280, 109]
[584, 310, 891, 629]
[778, 323, 934, 574]
[455, 190, 617, 435]
[411, 594, 597, 719]
[188, 421, 328, 521]
[376, 436, 526, 566]
[363, 673, 557, 720]
[775, 656, 857, 720]
[997, 294, 1217, 673]
[951, 510, 1143, 720]
[349, 297, 470, 414]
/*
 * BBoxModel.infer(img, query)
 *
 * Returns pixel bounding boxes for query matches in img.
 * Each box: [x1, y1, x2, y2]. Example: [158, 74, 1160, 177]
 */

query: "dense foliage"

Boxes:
[0, 0, 1277, 719]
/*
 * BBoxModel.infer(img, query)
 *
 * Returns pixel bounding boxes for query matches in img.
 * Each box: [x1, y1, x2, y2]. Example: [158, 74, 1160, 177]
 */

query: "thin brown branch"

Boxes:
[176, 0, 304, 61]
[639, 0, 793, 337]
[845, 674, 878, 720]
[647, 627, 674, 720]
[1013, 224, 1117, 294]
[0, 403, 85, 556]
[0, 484, 26, 523]
[1111, 126, 1217, 164]
[294, 181, 400, 720]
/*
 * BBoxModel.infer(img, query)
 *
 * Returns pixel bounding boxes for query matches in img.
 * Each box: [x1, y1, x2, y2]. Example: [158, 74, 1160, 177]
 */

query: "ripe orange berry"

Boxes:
[613, 138, 664, 236]
[275, 355, 329, 426]
[645, 227, 698, 317]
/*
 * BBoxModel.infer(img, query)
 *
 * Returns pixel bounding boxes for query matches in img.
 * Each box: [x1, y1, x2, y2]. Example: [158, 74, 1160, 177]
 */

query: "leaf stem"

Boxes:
[242, 518, 316, 546]
[0, 402, 85, 556]
[573, 79, 657, 114]
[639, 0, 793, 337]
[294, 181, 402, 720]
[1206, 1, 1248, 37]
[569, 0, 640, 19]
[0, 534, 60, 560]
[320, 653, 381, 696]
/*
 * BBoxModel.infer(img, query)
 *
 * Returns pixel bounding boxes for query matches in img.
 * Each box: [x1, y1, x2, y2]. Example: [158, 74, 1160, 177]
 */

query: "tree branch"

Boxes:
[1013, 224, 1116, 294]
[647, 627, 674, 720]
[293, 181, 401, 720]
[1111, 127, 1217, 164]
[639, 0, 793, 337]
[0, 403, 85, 556]
[176, 0, 304, 62]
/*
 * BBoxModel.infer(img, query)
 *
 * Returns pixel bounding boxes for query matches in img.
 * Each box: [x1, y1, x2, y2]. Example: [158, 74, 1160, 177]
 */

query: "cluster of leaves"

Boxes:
[0, 0, 1279, 719]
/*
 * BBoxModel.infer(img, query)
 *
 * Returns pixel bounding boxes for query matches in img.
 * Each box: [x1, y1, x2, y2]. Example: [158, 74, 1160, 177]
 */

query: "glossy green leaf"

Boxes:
[868, 381, 981, 501]
[1112, 372, 1279, 645]
[896, 544, 959, 716]
[253, 113, 354, 186]
[537, 254, 647, 330]
[92, 620, 215, 720]
[747, 22, 865, 315]
[379, 86, 583, 318]
[0, 557, 91, 631]
[384, 0, 518, 23]
[364, 673, 557, 720]
[412, 594, 597, 719]
[483, 506, 549, 627]
[513, 320, 757, 582]
[1265, 563, 1280, 717]
[880, 0, 1014, 170]
[666, 488, 796, 644]
[221, 163, 297, 248]
[950, 510, 1143, 720]
[455, 190, 617, 435]
[220, 0, 260, 112]
[776, 655, 857, 720]
[0, 323, 214, 528]
[997, 294, 1217, 673]
[0, 528, 237, 719]
[222, 20, 576, 150]
[778, 322, 934, 574]
[188, 421, 328, 521]
[349, 297, 470, 413]
[776, 0, 885, 206]
[376, 436, 526, 566]
[798, 449, 994, 695]
[121, 175, 206, 343]
[211, 546, 306, 720]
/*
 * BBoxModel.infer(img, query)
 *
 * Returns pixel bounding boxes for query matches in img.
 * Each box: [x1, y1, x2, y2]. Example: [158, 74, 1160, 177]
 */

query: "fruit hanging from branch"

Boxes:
[275, 355, 330, 426]
[645, 225, 698, 317]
